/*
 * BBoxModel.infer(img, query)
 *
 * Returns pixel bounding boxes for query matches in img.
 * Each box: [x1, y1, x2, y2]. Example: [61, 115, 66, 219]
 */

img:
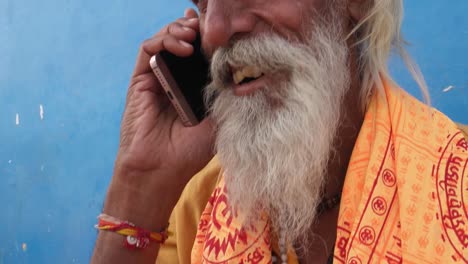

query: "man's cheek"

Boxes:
[265, 1, 315, 36]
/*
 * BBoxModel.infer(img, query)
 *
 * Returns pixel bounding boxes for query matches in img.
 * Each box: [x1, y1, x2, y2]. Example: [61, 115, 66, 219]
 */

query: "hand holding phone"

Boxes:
[108, 9, 215, 204]
[150, 33, 210, 127]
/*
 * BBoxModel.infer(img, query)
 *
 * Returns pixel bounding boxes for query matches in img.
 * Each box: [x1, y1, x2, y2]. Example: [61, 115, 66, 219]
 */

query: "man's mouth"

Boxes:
[232, 66, 265, 85]
[230, 65, 266, 96]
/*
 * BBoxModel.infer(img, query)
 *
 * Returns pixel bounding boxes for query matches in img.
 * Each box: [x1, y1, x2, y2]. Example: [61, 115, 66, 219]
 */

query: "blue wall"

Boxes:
[0, 1, 466, 263]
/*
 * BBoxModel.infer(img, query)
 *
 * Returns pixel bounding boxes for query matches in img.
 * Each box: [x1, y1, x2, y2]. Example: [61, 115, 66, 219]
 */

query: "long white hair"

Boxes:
[351, 0, 429, 109]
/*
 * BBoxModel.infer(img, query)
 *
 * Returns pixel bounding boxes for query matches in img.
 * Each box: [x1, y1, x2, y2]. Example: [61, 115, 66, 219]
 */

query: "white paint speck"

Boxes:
[15, 114, 19, 125]
[8, 160, 12, 164]
[22, 243, 27, 252]
[443, 85, 454, 92]
[39, 104, 44, 120]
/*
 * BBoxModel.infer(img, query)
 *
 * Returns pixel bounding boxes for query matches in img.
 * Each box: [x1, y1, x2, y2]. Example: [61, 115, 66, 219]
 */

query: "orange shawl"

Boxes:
[188, 82, 468, 263]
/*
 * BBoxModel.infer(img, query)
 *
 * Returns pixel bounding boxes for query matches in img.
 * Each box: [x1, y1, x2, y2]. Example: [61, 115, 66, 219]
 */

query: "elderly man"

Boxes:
[91, 0, 467, 263]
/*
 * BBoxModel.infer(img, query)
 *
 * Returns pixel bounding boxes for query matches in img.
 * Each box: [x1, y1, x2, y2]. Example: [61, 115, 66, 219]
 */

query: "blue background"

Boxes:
[0, 1, 466, 263]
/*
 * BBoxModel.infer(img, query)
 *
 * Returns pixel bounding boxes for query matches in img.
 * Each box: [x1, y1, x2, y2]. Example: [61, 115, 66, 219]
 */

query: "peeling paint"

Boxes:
[39, 104, 44, 120]
[21, 243, 27, 252]
[443, 85, 455, 92]
[15, 114, 19, 125]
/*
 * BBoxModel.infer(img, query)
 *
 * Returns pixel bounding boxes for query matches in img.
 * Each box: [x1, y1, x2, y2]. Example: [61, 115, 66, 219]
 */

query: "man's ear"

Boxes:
[348, 0, 367, 22]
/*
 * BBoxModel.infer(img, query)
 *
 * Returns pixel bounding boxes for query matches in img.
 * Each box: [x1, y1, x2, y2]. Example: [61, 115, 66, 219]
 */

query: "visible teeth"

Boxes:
[233, 66, 263, 85]
[234, 71, 244, 85]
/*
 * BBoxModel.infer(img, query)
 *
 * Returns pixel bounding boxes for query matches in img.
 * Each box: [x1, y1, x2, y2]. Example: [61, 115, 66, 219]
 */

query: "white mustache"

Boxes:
[209, 34, 310, 88]
[206, 18, 351, 245]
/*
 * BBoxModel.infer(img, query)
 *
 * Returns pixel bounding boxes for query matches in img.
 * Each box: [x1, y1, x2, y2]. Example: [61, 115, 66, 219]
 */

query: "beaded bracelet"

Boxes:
[95, 214, 169, 249]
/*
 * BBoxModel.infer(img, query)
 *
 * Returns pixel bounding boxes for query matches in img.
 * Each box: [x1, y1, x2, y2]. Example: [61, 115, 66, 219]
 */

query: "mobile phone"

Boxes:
[150, 34, 210, 127]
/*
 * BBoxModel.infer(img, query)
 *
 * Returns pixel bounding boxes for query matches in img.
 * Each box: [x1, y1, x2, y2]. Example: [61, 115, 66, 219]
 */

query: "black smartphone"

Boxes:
[149, 34, 210, 127]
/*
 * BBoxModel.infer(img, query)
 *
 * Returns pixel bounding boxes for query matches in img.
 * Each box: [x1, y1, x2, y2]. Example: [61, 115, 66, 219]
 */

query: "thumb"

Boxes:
[184, 8, 199, 19]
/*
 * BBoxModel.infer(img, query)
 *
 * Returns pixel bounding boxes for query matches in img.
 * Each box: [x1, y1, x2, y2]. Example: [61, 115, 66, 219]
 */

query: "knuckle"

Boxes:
[167, 22, 182, 34]
[176, 17, 188, 24]
[161, 35, 175, 47]
[140, 36, 171, 54]
[141, 38, 153, 48]
[140, 38, 154, 53]
[130, 74, 149, 87]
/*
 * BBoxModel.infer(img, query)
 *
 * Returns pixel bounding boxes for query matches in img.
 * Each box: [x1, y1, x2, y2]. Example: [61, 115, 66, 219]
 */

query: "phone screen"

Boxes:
[158, 34, 210, 122]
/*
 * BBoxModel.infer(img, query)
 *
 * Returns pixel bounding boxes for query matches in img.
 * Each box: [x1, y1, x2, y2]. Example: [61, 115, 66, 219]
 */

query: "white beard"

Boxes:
[205, 15, 350, 244]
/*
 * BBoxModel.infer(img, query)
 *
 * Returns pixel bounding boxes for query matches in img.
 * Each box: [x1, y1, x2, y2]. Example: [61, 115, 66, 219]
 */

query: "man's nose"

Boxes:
[202, 1, 256, 54]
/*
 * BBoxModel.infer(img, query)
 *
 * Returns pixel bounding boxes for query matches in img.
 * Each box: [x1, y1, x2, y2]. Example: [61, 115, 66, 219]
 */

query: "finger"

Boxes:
[184, 8, 199, 19]
[165, 22, 197, 41]
[178, 17, 199, 32]
[132, 18, 199, 77]
[132, 35, 194, 77]
[156, 18, 199, 37]
[125, 73, 165, 107]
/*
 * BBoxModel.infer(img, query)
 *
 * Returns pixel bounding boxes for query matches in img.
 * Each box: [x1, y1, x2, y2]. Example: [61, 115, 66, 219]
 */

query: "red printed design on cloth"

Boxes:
[334, 83, 468, 263]
[191, 178, 272, 264]
[191, 81, 468, 264]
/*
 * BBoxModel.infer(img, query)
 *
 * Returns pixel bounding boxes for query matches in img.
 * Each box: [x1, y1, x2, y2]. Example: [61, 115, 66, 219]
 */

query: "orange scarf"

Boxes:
[191, 82, 468, 263]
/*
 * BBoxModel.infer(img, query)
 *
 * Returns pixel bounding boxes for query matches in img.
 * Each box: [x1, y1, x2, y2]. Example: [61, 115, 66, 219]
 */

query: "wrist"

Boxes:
[102, 166, 183, 231]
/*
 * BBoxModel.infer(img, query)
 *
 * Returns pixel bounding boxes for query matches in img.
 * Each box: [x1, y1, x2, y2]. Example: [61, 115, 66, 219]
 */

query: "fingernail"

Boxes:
[188, 18, 199, 22]
[182, 26, 192, 31]
[179, 40, 191, 48]
[184, 8, 192, 17]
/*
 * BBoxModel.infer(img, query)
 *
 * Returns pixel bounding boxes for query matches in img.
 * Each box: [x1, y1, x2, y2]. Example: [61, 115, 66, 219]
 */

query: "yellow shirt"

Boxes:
[158, 82, 468, 263]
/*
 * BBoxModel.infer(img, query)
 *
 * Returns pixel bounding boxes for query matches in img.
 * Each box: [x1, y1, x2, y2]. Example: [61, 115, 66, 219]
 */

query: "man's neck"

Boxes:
[324, 42, 364, 204]
[298, 45, 365, 263]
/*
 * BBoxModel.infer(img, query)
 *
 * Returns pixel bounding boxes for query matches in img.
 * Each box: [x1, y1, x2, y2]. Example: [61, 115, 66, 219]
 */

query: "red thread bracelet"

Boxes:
[95, 214, 169, 249]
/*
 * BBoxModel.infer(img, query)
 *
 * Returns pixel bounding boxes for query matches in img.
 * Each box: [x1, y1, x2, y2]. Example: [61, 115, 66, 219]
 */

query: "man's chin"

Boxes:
[208, 13, 350, 243]
[213, 78, 336, 242]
